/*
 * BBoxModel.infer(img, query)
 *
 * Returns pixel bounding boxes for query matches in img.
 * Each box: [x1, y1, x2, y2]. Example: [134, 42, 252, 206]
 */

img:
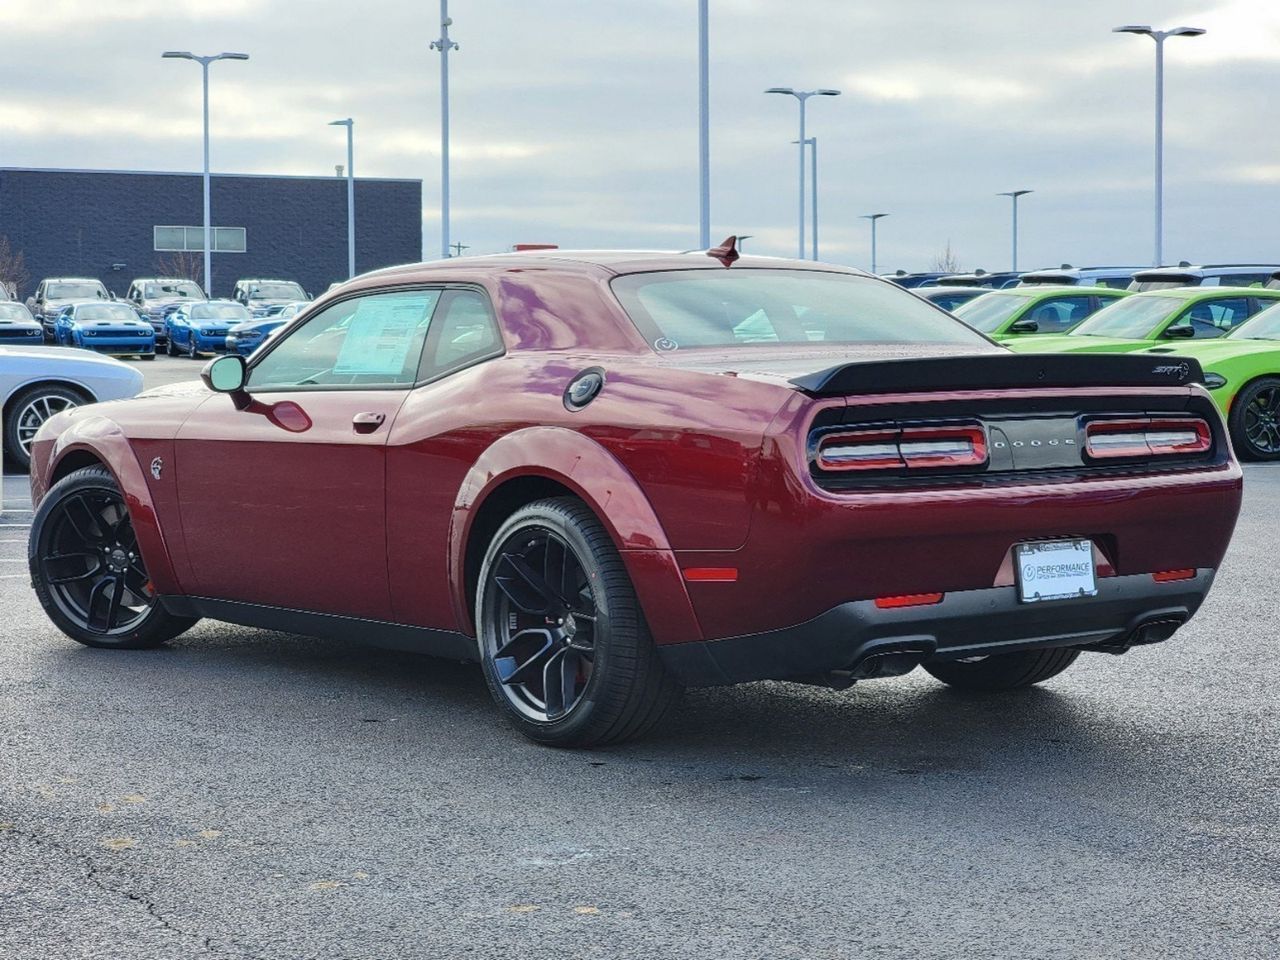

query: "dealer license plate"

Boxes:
[1015, 539, 1097, 603]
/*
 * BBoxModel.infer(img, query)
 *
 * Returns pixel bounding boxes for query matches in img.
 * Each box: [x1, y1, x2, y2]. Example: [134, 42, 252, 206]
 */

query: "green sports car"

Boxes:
[951, 285, 1129, 341]
[1004, 287, 1280, 355]
[1136, 301, 1280, 461]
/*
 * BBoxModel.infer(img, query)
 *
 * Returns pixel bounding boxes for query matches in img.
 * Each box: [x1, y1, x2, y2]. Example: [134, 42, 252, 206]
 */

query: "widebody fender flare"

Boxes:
[449, 426, 703, 645]
[44, 417, 184, 596]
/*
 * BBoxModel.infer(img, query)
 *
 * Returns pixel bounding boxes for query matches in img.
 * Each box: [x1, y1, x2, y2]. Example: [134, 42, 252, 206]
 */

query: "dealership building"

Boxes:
[0, 167, 423, 301]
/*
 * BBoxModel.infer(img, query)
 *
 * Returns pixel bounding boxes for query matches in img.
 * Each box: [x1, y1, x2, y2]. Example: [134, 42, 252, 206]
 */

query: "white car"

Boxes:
[1, 344, 144, 471]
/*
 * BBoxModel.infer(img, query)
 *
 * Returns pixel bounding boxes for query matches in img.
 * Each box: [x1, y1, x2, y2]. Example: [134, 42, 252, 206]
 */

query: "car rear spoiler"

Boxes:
[789, 353, 1205, 397]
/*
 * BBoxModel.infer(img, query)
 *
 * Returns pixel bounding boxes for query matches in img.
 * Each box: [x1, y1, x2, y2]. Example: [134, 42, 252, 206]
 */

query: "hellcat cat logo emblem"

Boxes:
[150, 457, 164, 480]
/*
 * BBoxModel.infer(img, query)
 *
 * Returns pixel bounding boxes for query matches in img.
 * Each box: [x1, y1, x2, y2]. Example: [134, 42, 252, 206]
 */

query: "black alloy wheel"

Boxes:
[476, 498, 680, 747]
[1230, 377, 1280, 461]
[29, 466, 197, 649]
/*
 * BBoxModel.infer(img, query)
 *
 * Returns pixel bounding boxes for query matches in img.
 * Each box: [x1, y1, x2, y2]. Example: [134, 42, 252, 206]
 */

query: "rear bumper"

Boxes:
[658, 569, 1214, 687]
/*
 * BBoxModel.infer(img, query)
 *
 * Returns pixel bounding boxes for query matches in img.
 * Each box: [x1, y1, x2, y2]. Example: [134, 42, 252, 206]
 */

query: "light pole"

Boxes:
[792, 137, 821, 260]
[329, 119, 355, 279]
[1113, 24, 1206, 267]
[697, 0, 710, 249]
[766, 87, 840, 260]
[861, 214, 888, 275]
[162, 50, 249, 296]
[431, 1, 459, 259]
[997, 190, 1032, 272]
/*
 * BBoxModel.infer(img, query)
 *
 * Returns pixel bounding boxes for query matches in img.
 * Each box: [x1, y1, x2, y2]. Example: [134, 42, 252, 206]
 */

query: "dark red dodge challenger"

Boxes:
[27, 246, 1243, 746]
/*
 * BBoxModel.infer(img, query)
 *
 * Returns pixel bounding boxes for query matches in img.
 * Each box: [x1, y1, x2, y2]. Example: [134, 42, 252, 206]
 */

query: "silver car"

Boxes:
[1, 344, 143, 471]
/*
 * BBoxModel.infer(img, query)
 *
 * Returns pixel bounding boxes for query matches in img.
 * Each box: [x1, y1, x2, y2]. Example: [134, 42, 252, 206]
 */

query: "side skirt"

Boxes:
[159, 595, 479, 662]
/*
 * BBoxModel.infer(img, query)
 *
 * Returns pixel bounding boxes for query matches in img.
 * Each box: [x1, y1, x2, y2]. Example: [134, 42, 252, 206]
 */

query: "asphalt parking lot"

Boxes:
[1, 356, 1277, 959]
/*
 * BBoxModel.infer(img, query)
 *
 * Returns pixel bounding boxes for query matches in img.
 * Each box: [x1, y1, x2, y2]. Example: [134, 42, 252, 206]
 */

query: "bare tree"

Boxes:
[153, 250, 203, 286]
[930, 241, 962, 274]
[0, 235, 30, 299]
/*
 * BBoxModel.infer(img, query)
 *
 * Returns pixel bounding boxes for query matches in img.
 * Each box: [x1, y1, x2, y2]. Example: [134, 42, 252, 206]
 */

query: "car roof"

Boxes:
[1128, 285, 1280, 300]
[42, 277, 105, 283]
[1133, 264, 1280, 277]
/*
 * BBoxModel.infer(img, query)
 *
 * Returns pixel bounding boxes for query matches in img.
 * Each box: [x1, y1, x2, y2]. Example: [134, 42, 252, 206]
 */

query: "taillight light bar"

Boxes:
[1084, 417, 1212, 460]
[817, 423, 988, 473]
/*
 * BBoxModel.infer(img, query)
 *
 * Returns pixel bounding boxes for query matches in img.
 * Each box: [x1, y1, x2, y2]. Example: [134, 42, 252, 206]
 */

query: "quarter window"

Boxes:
[1167, 298, 1250, 339]
[249, 289, 441, 389]
[418, 289, 503, 380]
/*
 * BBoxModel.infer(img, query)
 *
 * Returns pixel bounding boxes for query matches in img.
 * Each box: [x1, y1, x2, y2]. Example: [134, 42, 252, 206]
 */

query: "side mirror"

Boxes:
[1009, 319, 1040, 334]
[202, 354, 248, 395]
[1163, 324, 1196, 339]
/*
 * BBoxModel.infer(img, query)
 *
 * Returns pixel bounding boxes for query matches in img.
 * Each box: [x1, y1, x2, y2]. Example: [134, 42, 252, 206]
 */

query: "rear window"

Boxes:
[1130, 275, 1199, 292]
[610, 270, 987, 350]
[952, 292, 1030, 333]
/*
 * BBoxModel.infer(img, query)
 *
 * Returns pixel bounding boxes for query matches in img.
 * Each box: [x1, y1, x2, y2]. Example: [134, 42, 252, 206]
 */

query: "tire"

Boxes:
[475, 497, 681, 747]
[923, 648, 1080, 692]
[28, 466, 198, 649]
[4, 384, 85, 472]
[1227, 376, 1280, 462]
[166, 334, 178, 357]
[140, 353, 156, 361]
[187, 335, 199, 359]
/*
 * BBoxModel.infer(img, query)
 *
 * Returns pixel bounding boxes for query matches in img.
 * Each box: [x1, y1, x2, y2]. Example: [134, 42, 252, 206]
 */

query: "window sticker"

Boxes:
[333, 295, 436, 375]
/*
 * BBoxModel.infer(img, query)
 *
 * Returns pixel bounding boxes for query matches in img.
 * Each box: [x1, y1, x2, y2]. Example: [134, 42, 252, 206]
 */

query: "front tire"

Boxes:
[166, 334, 178, 357]
[1228, 376, 1280, 461]
[29, 466, 198, 649]
[475, 497, 681, 747]
[187, 335, 199, 359]
[923, 648, 1080, 692]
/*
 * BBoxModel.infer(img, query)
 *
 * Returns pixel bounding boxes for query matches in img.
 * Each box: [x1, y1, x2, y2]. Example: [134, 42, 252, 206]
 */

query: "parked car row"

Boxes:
[888, 262, 1280, 292]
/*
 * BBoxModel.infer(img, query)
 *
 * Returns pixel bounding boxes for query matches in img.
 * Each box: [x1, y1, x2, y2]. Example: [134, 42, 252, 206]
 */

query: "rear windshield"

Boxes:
[610, 270, 987, 349]
[951, 292, 1031, 333]
[47, 282, 108, 299]
[191, 303, 251, 321]
[1068, 295, 1181, 338]
[1228, 303, 1280, 340]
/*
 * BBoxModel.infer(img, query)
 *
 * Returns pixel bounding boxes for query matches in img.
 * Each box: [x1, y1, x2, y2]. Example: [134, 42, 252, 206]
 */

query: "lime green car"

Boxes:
[1005, 287, 1280, 355]
[1136, 301, 1280, 460]
[951, 285, 1129, 341]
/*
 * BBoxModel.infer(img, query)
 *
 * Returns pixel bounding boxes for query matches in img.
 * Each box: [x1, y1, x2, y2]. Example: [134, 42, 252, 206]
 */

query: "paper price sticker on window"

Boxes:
[333, 295, 436, 376]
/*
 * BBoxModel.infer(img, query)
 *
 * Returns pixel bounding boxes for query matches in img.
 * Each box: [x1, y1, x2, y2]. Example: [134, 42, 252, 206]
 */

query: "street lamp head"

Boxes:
[218, 52, 251, 61]
[162, 51, 195, 60]
[329, 118, 353, 127]
[765, 87, 796, 96]
[815, 89, 841, 97]
[999, 190, 1034, 199]
[1113, 24, 1154, 36]
[1168, 26, 1206, 37]
[861, 213, 889, 221]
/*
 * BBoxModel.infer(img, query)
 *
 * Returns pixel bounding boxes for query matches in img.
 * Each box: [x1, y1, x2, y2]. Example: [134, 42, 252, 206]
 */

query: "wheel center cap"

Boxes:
[562, 613, 577, 638]
[108, 548, 128, 571]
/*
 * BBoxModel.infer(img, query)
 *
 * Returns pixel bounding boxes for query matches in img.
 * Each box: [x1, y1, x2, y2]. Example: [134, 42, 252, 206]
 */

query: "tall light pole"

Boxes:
[431, 1, 459, 259]
[861, 214, 888, 275]
[1113, 25, 1206, 267]
[697, 0, 710, 249]
[329, 119, 355, 279]
[997, 190, 1032, 272]
[162, 50, 249, 296]
[766, 87, 840, 260]
[792, 137, 820, 260]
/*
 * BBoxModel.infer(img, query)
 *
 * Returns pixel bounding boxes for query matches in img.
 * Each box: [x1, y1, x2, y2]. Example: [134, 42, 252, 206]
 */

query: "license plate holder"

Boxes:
[1015, 539, 1097, 603]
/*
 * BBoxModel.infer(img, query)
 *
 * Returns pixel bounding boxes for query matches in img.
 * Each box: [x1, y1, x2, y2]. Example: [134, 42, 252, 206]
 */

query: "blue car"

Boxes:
[224, 314, 294, 356]
[0, 302, 45, 344]
[54, 302, 156, 358]
[166, 300, 252, 358]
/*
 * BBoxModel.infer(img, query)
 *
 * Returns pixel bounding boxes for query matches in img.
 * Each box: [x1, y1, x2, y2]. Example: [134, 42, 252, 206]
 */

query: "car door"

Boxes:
[173, 287, 444, 619]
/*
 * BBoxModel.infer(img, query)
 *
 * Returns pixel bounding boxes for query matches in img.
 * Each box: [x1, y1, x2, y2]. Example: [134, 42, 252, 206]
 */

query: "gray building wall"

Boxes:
[0, 167, 422, 300]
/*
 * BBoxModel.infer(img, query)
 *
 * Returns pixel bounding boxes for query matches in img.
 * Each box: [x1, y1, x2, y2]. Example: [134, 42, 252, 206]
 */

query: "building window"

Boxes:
[154, 225, 247, 253]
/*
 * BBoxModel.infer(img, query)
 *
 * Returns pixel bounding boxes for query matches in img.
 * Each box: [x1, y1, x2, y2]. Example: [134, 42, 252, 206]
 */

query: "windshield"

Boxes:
[951, 293, 1031, 333]
[247, 282, 305, 300]
[610, 270, 988, 349]
[48, 282, 107, 300]
[191, 303, 251, 321]
[76, 304, 140, 322]
[0, 303, 35, 321]
[1228, 302, 1280, 340]
[1068, 295, 1182, 338]
[145, 281, 203, 300]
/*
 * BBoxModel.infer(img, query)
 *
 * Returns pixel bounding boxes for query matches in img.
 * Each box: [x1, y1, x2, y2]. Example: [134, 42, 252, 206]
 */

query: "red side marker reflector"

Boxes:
[1152, 569, 1196, 583]
[683, 567, 739, 583]
[874, 592, 944, 609]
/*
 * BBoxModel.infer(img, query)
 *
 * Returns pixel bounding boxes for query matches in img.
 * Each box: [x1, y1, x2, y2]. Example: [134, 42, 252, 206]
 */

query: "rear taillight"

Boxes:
[817, 423, 987, 473]
[1084, 418, 1211, 460]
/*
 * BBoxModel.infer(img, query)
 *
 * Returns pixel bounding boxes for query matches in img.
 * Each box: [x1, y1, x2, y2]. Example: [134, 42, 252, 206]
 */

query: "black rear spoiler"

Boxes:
[789, 353, 1205, 397]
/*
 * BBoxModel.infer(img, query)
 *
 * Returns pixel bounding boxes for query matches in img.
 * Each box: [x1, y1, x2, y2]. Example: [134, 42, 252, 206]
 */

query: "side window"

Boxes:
[1026, 296, 1093, 333]
[249, 289, 442, 389]
[418, 289, 504, 380]
[1170, 297, 1250, 339]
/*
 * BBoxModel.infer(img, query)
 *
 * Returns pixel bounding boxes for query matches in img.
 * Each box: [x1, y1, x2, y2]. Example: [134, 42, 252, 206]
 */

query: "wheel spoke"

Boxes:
[105, 576, 125, 628]
[63, 495, 105, 544]
[494, 551, 564, 614]
[45, 551, 103, 585]
[542, 647, 577, 721]
[494, 627, 556, 685]
[543, 533, 570, 602]
[85, 576, 115, 631]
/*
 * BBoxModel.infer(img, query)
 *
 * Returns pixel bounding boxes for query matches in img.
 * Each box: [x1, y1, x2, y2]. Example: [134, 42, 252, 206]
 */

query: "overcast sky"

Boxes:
[2, 0, 1278, 272]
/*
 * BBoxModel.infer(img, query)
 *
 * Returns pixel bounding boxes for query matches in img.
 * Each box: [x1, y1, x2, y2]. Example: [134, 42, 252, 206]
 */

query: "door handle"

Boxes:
[352, 411, 386, 434]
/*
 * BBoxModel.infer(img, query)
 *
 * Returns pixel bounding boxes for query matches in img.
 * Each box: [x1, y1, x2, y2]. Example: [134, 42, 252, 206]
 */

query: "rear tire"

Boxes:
[29, 466, 199, 649]
[1228, 376, 1280, 462]
[923, 648, 1080, 691]
[475, 497, 681, 747]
